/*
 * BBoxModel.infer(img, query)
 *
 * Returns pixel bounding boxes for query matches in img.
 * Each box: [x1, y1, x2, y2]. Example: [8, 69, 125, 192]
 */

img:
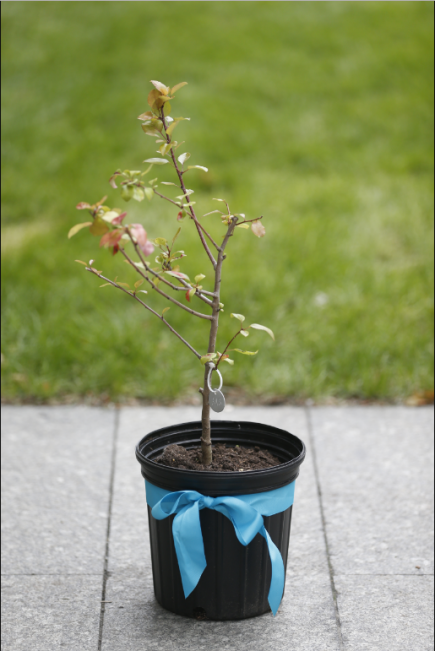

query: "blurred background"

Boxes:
[1, 2, 433, 405]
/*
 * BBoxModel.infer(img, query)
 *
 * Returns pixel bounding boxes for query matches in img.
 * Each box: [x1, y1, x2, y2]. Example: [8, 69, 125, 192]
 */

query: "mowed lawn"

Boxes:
[1, 2, 433, 403]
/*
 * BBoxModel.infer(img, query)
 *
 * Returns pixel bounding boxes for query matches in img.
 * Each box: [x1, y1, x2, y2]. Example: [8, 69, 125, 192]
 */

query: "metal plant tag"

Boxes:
[209, 388, 226, 413]
[207, 366, 225, 413]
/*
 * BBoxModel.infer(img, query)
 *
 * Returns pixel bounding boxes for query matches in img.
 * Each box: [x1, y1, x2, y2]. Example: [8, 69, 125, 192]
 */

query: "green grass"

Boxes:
[1, 1, 433, 403]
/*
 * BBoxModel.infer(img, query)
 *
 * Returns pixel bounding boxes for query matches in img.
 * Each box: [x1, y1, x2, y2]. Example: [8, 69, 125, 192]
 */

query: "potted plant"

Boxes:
[70, 80, 306, 620]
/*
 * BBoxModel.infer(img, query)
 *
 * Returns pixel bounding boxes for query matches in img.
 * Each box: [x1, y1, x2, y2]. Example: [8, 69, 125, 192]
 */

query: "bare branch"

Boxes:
[85, 267, 202, 359]
[153, 190, 183, 210]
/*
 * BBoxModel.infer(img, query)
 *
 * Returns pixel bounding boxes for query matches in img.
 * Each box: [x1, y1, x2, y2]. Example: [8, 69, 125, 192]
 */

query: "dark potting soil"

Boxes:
[154, 443, 281, 472]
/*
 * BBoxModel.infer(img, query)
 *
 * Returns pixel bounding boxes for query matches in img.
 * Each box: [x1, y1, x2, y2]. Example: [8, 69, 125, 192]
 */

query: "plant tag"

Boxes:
[209, 389, 226, 413]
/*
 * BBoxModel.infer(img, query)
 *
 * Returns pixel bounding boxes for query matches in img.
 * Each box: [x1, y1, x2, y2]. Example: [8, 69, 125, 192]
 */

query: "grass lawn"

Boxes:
[1, 1, 434, 404]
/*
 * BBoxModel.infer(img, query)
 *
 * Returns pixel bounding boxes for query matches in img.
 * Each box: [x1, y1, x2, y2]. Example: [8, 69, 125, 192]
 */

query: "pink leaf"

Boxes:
[130, 224, 155, 257]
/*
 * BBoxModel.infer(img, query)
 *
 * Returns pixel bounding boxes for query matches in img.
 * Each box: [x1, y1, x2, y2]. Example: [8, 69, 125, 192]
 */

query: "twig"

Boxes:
[215, 328, 242, 369]
[85, 267, 202, 359]
[160, 109, 217, 268]
[236, 215, 264, 225]
[125, 229, 215, 304]
[153, 190, 183, 210]
[119, 245, 213, 320]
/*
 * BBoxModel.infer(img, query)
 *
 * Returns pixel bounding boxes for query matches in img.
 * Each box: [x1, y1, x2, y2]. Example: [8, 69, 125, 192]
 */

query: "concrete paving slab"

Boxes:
[101, 572, 341, 651]
[1, 574, 102, 651]
[335, 575, 434, 651]
[309, 406, 434, 576]
[109, 406, 328, 578]
[1, 406, 115, 574]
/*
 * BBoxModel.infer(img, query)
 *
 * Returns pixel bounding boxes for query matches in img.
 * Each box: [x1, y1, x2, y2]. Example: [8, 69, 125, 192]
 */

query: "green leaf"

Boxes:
[143, 158, 169, 165]
[148, 88, 162, 108]
[134, 280, 144, 289]
[166, 121, 180, 137]
[132, 186, 145, 202]
[154, 237, 167, 246]
[162, 307, 171, 315]
[137, 111, 154, 121]
[222, 357, 234, 365]
[159, 142, 172, 156]
[237, 223, 250, 230]
[68, 222, 92, 238]
[144, 187, 154, 201]
[165, 270, 190, 281]
[240, 329, 250, 337]
[249, 324, 275, 341]
[150, 80, 170, 95]
[187, 165, 208, 172]
[195, 274, 206, 284]
[141, 123, 161, 137]
[178, 152, 191, 165]
[231, 313, 245, 323]
[200, 353, 219, 365]
[165, 117, 190, 137]
[137, 290, 148, 294]
[99, 283, 112, 288]
[203, 210, 223, 217]
[161, 181, 178, 187]
[230, 349, 258, 356]
[172, 227, 182, 245]
[171, 81, 188, 94]
[212, 198, 226, 203]
[117, 282, 130, 289]
[89, 218, 109, 236]
[163, 101, 171, 116]
[121, 185, 134, 202]
[75, 260, 88, 266]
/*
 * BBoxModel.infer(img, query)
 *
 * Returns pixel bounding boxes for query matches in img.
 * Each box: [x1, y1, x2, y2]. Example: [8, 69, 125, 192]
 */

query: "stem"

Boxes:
[85, 267, 202, 359]
[215, 329, 242, 369]
[160, 110, 217, 268]
[236, 215, 264, 225]
[200, 216, 239, 464]
[119, 244, 212, 321]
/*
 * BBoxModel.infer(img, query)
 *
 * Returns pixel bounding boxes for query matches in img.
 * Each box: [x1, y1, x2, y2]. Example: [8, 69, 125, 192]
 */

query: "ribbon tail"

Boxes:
[260, 526, 285, 616]
[172, 503, 207, 598]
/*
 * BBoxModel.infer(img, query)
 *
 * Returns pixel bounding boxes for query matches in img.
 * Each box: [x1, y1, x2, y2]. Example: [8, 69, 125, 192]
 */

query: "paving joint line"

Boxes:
[97, 406, 120, 651]
[1, 573, 102, 577]
[305, 405, 345, 650]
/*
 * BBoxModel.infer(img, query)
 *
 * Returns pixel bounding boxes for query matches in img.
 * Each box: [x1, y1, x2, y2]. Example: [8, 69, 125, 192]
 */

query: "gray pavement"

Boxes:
[1, 405, 433, 651]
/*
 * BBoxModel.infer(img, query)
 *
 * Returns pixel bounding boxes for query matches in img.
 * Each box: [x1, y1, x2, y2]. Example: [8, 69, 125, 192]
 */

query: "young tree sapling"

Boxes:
[70, 80, 274, 465]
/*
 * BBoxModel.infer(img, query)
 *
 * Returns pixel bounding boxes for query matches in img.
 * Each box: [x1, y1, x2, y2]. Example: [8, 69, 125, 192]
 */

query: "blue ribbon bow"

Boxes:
[145, 480, 296, 616]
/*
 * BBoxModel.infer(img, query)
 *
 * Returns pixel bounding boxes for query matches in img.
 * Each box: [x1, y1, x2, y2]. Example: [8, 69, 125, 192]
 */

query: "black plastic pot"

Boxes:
[136, 420, 306, 620]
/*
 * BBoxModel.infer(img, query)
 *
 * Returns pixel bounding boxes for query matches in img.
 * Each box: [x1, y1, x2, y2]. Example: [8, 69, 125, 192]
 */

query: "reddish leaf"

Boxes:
[111, 212, 127, 225]
[99, 230, 123, 249]
[112, 244, 120, 255]
[177, 211, 183, 221]
[185, 290, 191, 302]
[76, 202, 91, 210]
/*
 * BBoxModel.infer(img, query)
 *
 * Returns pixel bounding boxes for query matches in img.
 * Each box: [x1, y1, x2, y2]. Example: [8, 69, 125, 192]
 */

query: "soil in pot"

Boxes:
[155, 443, 281, 472]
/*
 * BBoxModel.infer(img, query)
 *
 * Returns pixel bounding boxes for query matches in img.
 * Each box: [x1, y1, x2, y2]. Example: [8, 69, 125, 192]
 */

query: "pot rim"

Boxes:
[136, 419, 306, 495]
